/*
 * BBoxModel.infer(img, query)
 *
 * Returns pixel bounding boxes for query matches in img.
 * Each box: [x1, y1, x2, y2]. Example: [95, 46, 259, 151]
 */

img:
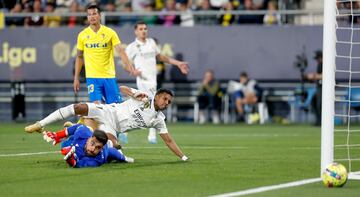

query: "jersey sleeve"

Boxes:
[125, 44, 136, 61]
[111, 29, 121, 46]
[66, 124, 82, 136]
[107, 148, 126, 162]
[76, 32, 84, 51]
[73, 125, 93, 141]
[153, 114, 168, 134]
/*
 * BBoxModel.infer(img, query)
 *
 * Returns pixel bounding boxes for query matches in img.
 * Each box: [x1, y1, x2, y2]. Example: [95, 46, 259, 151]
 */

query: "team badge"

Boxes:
[52, 41, 70, 67]
[143, 101, 151, 109]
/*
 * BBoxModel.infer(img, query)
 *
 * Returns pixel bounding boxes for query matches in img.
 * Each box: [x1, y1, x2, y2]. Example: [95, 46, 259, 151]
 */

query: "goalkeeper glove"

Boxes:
[62, 146, 77, 167]
[43, 129, 68, 146]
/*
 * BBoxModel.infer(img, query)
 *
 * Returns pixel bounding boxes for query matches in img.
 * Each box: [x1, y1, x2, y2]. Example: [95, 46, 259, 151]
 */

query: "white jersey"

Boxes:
[126, 38, 160, 95]
[86, 97, 168, 138]
[239, 79, 258, 94]
[228, 79, 258, 94]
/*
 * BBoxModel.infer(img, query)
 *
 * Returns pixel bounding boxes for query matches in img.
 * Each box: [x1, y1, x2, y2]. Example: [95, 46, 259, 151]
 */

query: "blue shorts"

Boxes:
[86, 78, 122, 104]
[234, 90, 244, 99]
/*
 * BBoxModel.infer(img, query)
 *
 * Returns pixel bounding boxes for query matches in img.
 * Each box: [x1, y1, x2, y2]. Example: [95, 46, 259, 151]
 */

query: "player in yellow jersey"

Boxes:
[74, 3, 140, 104]
[71, 4, 141, 147]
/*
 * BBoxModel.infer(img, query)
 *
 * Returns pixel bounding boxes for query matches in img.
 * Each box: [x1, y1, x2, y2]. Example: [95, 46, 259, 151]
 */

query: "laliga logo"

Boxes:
[53, 41, 71, 67]
[0, 42, 36, 69]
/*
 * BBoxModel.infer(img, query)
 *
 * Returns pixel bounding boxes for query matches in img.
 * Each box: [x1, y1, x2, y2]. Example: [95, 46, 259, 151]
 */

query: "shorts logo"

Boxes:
[88, 84, 94, 93]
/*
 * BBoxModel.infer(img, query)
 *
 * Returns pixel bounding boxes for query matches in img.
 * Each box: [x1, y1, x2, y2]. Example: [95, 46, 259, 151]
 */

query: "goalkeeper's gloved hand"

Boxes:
[62, 146, 77, 167]
[43, 129, 68, 146]
[43, 131, 62, 145]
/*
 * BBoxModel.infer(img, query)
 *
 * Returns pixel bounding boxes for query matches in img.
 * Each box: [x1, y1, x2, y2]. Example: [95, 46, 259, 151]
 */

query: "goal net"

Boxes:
[322, 0, 360, 179]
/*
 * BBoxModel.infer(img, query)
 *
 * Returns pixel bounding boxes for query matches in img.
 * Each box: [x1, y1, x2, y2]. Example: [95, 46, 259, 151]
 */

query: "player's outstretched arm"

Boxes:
[115, 44, 141, 77]
[159, 133, 189, 161]
[119, 86, 149, 102]
[156, 54, 189, 74]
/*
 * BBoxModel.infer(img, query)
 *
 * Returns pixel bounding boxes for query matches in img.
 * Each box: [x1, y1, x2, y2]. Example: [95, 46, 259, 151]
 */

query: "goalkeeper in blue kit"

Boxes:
[43, 124, 134, 168]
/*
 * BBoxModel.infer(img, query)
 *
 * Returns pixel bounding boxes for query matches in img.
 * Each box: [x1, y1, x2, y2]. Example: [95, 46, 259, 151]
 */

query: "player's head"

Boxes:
[204, 69, 214, 80]
[87, 4, 101, 26]
[85, 129, 108, 157]
[154, 88, 174, 111]
[134, 21, 148, 40]
[314, 50, 323, 62]
[240, 72, 248, 84]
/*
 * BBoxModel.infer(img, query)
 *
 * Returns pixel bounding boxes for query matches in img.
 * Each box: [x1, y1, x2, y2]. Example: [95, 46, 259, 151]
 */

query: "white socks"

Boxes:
[39, 104, 75, 127]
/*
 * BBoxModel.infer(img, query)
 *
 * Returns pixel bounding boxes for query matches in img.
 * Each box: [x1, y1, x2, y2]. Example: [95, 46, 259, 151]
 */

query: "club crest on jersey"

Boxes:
[88, 84, 94, 93]
[140, 101, 151, 111]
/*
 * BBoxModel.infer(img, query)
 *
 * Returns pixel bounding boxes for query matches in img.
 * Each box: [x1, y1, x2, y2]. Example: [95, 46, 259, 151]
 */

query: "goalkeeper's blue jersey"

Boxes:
[62, 124, 125, 168]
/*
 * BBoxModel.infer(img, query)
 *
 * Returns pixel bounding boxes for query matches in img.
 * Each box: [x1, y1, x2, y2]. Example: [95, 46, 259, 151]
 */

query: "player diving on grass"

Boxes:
[25, 86, 189, 162]
[43, 124, 134, 168]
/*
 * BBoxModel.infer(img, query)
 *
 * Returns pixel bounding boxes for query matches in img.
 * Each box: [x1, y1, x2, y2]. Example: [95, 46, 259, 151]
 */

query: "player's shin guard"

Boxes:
[39, 104, 75, 127]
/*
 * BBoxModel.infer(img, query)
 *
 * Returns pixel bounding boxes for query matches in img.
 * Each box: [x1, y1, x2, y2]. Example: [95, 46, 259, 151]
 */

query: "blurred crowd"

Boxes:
[0, 0, 287, 27]
[336, 0, 360, 25]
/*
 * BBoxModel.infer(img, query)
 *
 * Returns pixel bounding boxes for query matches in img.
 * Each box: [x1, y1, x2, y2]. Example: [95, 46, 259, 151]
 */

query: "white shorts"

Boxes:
[86, 103, 119, 138]
[137, 81, 156, 98]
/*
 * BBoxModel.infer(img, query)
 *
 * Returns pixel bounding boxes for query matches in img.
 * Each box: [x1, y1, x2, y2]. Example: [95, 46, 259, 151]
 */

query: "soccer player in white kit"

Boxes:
[25, 86, 189, 161]
[125, 21, 189, 144]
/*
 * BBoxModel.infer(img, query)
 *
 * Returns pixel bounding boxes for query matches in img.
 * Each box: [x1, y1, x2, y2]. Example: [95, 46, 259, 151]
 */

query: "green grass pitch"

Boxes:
[0, 122, 359, 197]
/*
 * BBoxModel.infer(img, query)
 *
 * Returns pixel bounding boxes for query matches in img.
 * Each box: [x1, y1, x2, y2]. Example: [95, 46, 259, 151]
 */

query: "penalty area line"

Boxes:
[208, 177, 321, 197]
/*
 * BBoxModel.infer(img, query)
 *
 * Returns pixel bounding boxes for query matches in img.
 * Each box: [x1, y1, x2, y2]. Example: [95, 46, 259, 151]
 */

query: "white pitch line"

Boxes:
[208, 178, 321, 197]
[0, 151, 59, 157]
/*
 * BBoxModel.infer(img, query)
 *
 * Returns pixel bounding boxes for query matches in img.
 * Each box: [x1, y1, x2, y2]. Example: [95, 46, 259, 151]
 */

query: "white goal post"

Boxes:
[321, 0, 360, 180]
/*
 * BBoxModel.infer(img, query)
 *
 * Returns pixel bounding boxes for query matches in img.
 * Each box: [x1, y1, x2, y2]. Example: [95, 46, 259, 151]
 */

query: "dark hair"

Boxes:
[134, 21, 147, 29]
[93, 130, 108, 145]
[87, 3, 101, 13]
[206, 69, 214, 75]
[240, 72, 248, 78]
[155, 88, 174, 97]
[314, 50, 322, 59]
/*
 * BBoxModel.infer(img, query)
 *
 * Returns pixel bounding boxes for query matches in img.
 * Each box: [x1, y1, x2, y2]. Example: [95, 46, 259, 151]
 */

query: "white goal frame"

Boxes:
[321, 0, 360, 180]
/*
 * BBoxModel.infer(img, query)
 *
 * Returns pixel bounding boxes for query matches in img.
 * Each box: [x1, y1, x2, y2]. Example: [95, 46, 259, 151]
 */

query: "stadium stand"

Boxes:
[0, 0, 326, 27]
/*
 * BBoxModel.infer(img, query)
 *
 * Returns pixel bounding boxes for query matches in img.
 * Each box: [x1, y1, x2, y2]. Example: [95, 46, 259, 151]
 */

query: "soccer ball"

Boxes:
[322, 163, 348, 187]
